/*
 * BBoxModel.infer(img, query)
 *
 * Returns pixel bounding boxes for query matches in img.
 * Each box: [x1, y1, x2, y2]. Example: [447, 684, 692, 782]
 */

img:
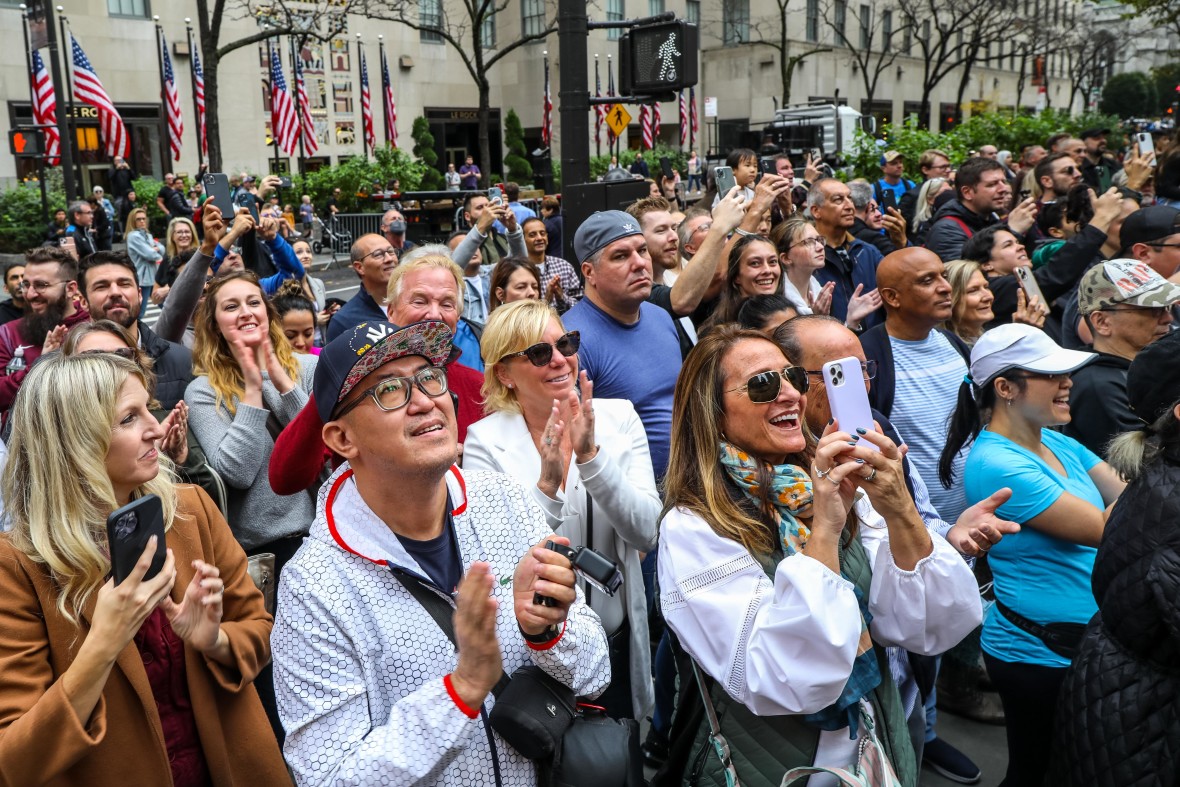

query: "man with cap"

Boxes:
[1080, 128, 1121, 192]
[1065, 259, 1180, 456]
[874, 150, 915, 209]
[380, 207, 417, 257]
[1119, 204, 1180, 280]
[562, 210, 681, 482]
[272, 319, 608, 787]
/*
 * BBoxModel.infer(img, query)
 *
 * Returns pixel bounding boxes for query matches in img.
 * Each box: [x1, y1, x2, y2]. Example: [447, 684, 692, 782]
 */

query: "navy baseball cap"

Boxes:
[574, 210, 644, 263]
[313, 320, 454, 422]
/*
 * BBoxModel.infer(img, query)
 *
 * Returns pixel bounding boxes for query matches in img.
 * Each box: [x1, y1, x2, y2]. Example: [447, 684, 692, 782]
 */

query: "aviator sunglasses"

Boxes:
[728, 366, 810, 402]
[500, 330, 580, 367]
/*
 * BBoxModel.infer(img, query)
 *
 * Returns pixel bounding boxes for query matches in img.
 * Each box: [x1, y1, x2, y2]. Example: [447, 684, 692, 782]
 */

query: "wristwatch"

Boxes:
[520, 623, 561, 644]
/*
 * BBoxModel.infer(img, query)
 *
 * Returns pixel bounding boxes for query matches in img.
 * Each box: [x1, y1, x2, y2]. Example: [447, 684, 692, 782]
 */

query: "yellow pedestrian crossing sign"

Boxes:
[605, 105, 632, 138]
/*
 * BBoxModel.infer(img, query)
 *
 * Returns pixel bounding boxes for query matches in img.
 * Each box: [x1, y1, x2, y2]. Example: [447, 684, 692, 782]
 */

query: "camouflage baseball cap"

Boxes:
[1077, 259, 1180, 315]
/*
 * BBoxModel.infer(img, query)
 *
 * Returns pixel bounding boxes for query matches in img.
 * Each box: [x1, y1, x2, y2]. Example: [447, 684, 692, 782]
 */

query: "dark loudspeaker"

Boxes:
[561, 179, 651, 270]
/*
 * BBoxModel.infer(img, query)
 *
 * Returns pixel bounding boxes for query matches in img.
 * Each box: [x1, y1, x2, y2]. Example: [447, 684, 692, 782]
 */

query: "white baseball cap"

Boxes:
[969, 324, 1095, 386]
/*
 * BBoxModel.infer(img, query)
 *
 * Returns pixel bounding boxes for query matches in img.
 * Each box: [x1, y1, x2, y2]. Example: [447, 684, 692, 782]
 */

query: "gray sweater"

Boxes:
[185, 353, 317, 550]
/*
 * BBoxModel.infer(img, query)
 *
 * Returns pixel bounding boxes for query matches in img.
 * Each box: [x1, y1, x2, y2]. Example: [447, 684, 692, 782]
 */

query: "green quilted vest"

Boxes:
[685, 529, 919, 787]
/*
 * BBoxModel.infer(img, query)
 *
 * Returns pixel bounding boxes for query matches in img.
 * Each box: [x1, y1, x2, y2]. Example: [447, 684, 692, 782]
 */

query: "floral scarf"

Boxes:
[719, 441, 882, 736]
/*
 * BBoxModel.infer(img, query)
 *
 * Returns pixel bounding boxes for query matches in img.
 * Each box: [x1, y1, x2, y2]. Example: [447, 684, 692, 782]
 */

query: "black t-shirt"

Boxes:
[395, 500, 463, 594]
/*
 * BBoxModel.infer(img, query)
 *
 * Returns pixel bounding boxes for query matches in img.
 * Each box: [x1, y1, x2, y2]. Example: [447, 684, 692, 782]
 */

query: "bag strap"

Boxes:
[993, 597, 1083, 657]
[691, 661, 741, 787]
[939, 215, 975, 239]
[585, 492, 594, 608]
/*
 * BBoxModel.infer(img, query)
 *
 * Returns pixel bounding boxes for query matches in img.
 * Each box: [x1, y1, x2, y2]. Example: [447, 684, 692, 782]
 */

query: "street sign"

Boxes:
[8, 128, 45, 157]
[605, 104, 632, 138]
[619, 20, 699, 95]
[704, 97, 718, 117]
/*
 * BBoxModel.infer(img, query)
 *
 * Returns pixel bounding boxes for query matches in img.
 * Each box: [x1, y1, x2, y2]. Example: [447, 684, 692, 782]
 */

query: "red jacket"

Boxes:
[268, 360, 485, 496]
[0, 308, 91, 413]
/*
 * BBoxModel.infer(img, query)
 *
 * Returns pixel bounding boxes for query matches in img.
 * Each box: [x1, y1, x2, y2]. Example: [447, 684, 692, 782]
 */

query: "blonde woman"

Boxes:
[942, 260, 996, 345]
[123, 208, 164, 317]
[0, 353, 288, 785]
[463, 299, 659, 721]
[153, 217, 199, 305]
[185, 270, 316, 567]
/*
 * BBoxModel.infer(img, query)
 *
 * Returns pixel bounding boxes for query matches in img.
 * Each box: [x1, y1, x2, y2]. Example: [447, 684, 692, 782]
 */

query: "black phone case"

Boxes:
[107, 495, 166, 586]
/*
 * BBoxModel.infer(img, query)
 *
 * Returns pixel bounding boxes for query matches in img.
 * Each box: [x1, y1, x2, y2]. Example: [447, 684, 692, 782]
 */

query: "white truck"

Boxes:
[763, 102, 872, 163]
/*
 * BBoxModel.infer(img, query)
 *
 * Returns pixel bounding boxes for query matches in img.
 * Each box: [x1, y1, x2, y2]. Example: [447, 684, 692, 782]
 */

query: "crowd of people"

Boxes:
[0, 123, 1178, 787]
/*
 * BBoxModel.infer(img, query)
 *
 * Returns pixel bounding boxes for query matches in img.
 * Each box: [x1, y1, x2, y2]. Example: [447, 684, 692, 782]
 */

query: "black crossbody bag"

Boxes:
[994, 598, 1087, 660]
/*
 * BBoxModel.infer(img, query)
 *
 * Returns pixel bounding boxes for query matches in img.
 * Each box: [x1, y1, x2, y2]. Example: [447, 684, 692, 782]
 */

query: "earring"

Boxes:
[1006, 398, 1013, 407]
[507, 383, 513, 389]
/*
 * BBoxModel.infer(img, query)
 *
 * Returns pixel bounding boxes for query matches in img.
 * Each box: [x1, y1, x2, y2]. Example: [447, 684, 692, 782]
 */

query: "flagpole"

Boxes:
[265, 38, 280, 176]
[378, 36, 388, 148]
[289, 34, 305, 175]
[20, 4, 49, 220]
[593, 54, 600, 159]
[185, 19, 201, 167]
[607, 53, 615, 160]
[57, 8, 81, 196]
[356, 33, 366, 160]
[152, 17, 172, 171]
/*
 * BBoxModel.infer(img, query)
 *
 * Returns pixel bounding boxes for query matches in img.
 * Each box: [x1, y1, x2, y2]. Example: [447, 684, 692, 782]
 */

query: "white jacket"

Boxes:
[273, 463, 610, 786]
[464, 398, 660, 718]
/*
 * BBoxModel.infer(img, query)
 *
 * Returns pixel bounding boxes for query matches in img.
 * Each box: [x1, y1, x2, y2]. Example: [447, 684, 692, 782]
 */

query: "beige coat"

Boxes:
[0, 484, 290, 786]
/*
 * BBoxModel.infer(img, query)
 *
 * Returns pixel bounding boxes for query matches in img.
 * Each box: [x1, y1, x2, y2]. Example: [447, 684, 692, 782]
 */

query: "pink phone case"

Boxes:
[822, 356, 879, 451]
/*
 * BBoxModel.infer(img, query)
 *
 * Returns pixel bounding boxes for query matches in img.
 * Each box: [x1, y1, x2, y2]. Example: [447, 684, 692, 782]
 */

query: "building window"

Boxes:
[419, 0, 443, 42]
[859, 4, 871, 49]
[686, 0, 700, 25]
[902, 21, 911, 53]
[722, 0, 750, 45]
[921, 20, 930, 46]
[522, 0, 546, 37]
[649, 0, 664, 14]
[481, 11, 496, 48]
[108, 0, 149, 16]
[832, 0, 845, 43]
[806, 0, 820, 43]
[882, 10, 891, 51]
[607, 0, 624, 40]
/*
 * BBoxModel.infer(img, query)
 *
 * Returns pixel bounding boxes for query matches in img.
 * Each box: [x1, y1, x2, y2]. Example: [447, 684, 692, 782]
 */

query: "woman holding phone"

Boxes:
[0, 353, 287, 785]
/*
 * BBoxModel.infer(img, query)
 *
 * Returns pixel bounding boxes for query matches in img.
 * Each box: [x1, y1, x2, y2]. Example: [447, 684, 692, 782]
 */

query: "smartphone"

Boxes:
[822, 357, 878, 452]
[233, 188, 259, 222]
[1014, 265, 1047, 308]
[1135, 132, 1155, 159]
[277, 175, 293, 189]
[660, 156, 675, 181]
[714, 166, 736, 197]
[488, 186, 503, 203]
[880, 189, 897, 214]
[107, 494, 166, 586]
[203, 172, 233, 217]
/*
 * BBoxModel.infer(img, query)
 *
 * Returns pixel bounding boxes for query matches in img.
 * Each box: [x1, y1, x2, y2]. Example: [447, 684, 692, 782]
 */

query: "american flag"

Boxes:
[159, 31, 183, 161]
[359, 48, 375, 152]
[640, 105, 652, 150]
[294, 54, 318, 155]
[29, 50, 60, 166]
[594, 59, 605, 149]
[69, 33, 129, 158]
[191, 36, 207, 160]
[679, 90, 688, 148]
[653, 102, 661, 141]
[689, 87, 698, 148]
[269, 47, 298, 156]
[541, 54, 552, 146]
[380, 46, 397, 148]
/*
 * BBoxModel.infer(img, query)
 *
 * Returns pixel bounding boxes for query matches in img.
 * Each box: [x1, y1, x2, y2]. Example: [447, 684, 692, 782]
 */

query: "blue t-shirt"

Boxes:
[327, 288, 386, 342]
[563, 297, 680, 479]
[965, 428, 1103, 668]
[887, 332, 969, 521]
[876, 178, 912, 203]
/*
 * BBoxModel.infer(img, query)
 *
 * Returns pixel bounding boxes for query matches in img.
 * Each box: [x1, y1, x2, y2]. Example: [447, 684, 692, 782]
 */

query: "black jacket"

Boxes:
[850, 217, 898, 256]
[1048, 444, 1180, 786]
[0, 300, 22, 326]
[1061, 352, 1136, 458]
[140, 320, 193, 410]
[923, 199, 1000, 262]
[859, 324, 971, 418]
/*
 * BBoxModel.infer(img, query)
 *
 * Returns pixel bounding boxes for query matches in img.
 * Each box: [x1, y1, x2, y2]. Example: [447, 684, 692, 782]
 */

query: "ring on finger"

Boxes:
[815, 465, 831, 479]
[861, 466, 878, 482]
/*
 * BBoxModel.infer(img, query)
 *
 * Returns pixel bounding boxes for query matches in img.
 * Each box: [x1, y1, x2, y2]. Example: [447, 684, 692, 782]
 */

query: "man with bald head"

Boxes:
[327, 233, 399, 341]
[380, 208, 417, 256]
[860, 247, 972, 522]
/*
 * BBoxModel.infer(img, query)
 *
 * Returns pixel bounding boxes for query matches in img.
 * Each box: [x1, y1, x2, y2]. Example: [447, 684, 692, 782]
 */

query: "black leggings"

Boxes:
[982, 653, 1067, 787]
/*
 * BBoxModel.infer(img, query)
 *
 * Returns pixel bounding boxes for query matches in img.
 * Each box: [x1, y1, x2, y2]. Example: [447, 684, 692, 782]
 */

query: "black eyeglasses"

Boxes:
[333, 366, 449, 419]
[500, 331, 580, 367]
[81, 347, 136, 360]
[727, 366, 810, 403]
[804, 360, 878, 384]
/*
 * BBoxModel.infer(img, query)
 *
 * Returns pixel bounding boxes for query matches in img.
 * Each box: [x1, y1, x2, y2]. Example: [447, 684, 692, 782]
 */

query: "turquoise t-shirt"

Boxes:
[964, 428, 1103, 668]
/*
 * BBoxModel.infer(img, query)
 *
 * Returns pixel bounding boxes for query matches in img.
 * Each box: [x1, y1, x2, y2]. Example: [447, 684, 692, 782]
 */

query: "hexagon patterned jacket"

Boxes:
[272, 462, 611, 786]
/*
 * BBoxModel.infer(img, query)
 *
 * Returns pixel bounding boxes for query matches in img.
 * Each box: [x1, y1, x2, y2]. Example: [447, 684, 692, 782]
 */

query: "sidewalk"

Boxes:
[921, 710, 1007, 786]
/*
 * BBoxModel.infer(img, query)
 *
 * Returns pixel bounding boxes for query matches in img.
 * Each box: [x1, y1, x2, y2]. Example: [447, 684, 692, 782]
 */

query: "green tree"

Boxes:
[0, 182, 67, 253]
[1151, 63, 1180, 114]
[296, 147, 427, 213]
[1100, 72, 1158, 119]
[1122, 0, 1180, 48]
[412, 117, 445, 191]
[503, 110, 533, 184]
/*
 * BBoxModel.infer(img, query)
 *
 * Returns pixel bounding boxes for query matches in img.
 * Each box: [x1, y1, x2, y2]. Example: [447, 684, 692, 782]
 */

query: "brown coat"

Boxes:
[0, 484, 291, 787]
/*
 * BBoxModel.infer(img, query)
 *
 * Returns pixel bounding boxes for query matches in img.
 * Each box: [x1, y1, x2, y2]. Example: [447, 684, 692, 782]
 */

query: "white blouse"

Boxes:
[658, 493, 981, 780]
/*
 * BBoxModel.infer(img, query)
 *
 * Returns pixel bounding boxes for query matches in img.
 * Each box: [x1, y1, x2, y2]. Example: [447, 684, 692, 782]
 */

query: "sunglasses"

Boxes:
[500, 331, 580, 367]
[727, 366, 810, 402]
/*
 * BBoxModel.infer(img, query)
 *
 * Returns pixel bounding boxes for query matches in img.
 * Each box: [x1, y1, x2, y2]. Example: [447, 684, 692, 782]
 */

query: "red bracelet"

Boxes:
[525, 620, 567, 651]
[443, 674, 479, 719]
